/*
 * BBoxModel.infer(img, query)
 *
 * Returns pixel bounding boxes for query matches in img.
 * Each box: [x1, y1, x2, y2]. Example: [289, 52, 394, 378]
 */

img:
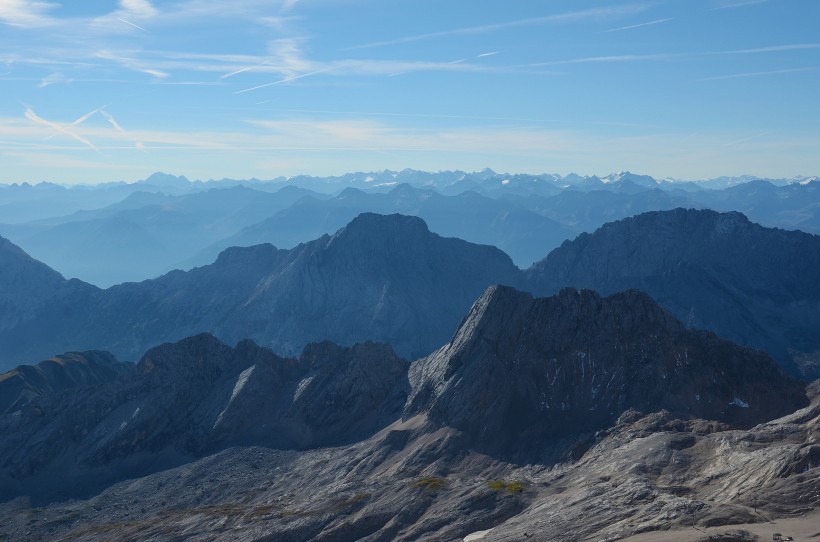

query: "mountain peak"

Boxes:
[140, 172, 191, 188]
[331, 213, 430, 244]
[407, 285, 806, 450]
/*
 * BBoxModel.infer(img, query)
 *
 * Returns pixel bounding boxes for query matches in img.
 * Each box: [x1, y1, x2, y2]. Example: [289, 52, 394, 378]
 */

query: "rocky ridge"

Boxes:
[0, 350, 132, 415]
[0, 286, 811, 542]
[406, 286, 806, 454]
[0, 213, 522, 369]
[528, 208, 820, 379]
[2, 209, 819, 382]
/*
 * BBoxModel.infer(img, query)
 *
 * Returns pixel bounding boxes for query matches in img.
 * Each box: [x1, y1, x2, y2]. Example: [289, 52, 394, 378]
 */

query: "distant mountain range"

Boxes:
[2, 170, 818, 287]
[1, 209, 818, 381]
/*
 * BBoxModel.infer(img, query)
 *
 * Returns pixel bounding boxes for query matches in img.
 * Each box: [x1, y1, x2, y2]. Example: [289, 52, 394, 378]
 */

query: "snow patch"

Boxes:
[729, 397, 749, 408]
[464, 529, 493, 541]
[293, 375, 316, 402]
[213, 365, 256, 429]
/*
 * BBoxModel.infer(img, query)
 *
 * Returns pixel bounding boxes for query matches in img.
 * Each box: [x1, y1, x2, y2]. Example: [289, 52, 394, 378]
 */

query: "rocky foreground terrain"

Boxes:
[0, 286, 816, 541]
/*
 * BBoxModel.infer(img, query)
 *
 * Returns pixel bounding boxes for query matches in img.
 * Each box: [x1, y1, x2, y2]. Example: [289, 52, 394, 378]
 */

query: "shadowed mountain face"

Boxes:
[0, 351, 132, 415]
[0, 235, 95, 333]
[0, 213, 523, 369]
[528, 208, 820, 379]
[0, 334, 409, 502]
[406, 286, 807, 454]
[0, 287, 806, 506]
[2, 209, 819, 380]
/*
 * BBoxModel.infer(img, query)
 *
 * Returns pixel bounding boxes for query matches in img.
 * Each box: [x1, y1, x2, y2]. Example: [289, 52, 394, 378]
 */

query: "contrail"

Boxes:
[118, 18, 148, 32]
[100, 110, 127, 134]
[221, 67, 254, 79]
[71, 107, 105, 126]
[45, 106, 104, 140]
[234, 68, 332, 94]
[25, 107, 98, 150]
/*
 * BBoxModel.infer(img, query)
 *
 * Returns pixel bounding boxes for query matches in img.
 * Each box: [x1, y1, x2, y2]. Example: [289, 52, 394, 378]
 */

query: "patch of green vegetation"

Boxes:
[488, 480, 526, 494]
[411, 476, 446, 491]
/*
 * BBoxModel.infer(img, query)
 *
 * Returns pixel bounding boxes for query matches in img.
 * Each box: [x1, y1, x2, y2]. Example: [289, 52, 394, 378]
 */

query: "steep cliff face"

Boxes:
[406, 285, 807, 452]
[528, 208, 820, 378]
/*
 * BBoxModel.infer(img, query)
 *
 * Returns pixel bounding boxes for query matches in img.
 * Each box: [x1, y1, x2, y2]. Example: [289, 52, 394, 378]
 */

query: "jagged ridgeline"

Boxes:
[0, 286, 806, 504]
[1, 208, 819, 379]
[527, 209, 820, 379]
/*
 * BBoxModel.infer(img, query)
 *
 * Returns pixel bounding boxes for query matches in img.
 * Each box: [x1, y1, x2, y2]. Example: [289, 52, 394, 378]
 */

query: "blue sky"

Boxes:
[1, 0, 819, 184]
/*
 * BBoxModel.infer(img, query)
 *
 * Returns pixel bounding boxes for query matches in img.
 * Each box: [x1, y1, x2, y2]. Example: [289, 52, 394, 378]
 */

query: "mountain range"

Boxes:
[0, 213, 522, 367]
[2, 170, 819, 287]
[0, 285, 813, 540]
[2, 208, 818, 380]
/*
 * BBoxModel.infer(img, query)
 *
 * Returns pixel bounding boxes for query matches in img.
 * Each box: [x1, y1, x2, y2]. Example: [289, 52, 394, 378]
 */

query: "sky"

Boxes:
[1, 0, 819, 184]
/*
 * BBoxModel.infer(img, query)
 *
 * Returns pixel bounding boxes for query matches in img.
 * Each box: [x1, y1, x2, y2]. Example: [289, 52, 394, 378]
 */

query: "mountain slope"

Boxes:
[528, 208, 820, 378]
[0, 213, 523, 367]
[0, 234, 96, 335]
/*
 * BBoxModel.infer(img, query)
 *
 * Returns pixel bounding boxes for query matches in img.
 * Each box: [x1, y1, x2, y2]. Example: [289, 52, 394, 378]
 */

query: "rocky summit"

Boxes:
[0, 213, 522, 369]
[528, 208, 820, 379]
[0, 286, 813, 541]
[406, 286, 807, 455]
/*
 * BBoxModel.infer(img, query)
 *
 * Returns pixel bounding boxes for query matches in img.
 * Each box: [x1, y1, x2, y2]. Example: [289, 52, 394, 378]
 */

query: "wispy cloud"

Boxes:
[0, 0, 58, 27]
[604, 17, 673, 32]
[119, 0, 158, 18]
[94, 50, 170, 79]
[520, 53, 684, 67]
[281, 0, 299, 12]
[701, 66, 820, 80]
[345, 4, 654, 50]
[719, 43, 820, 54]
[37, 71, 69, 88]
[710, 0, 768, 10]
